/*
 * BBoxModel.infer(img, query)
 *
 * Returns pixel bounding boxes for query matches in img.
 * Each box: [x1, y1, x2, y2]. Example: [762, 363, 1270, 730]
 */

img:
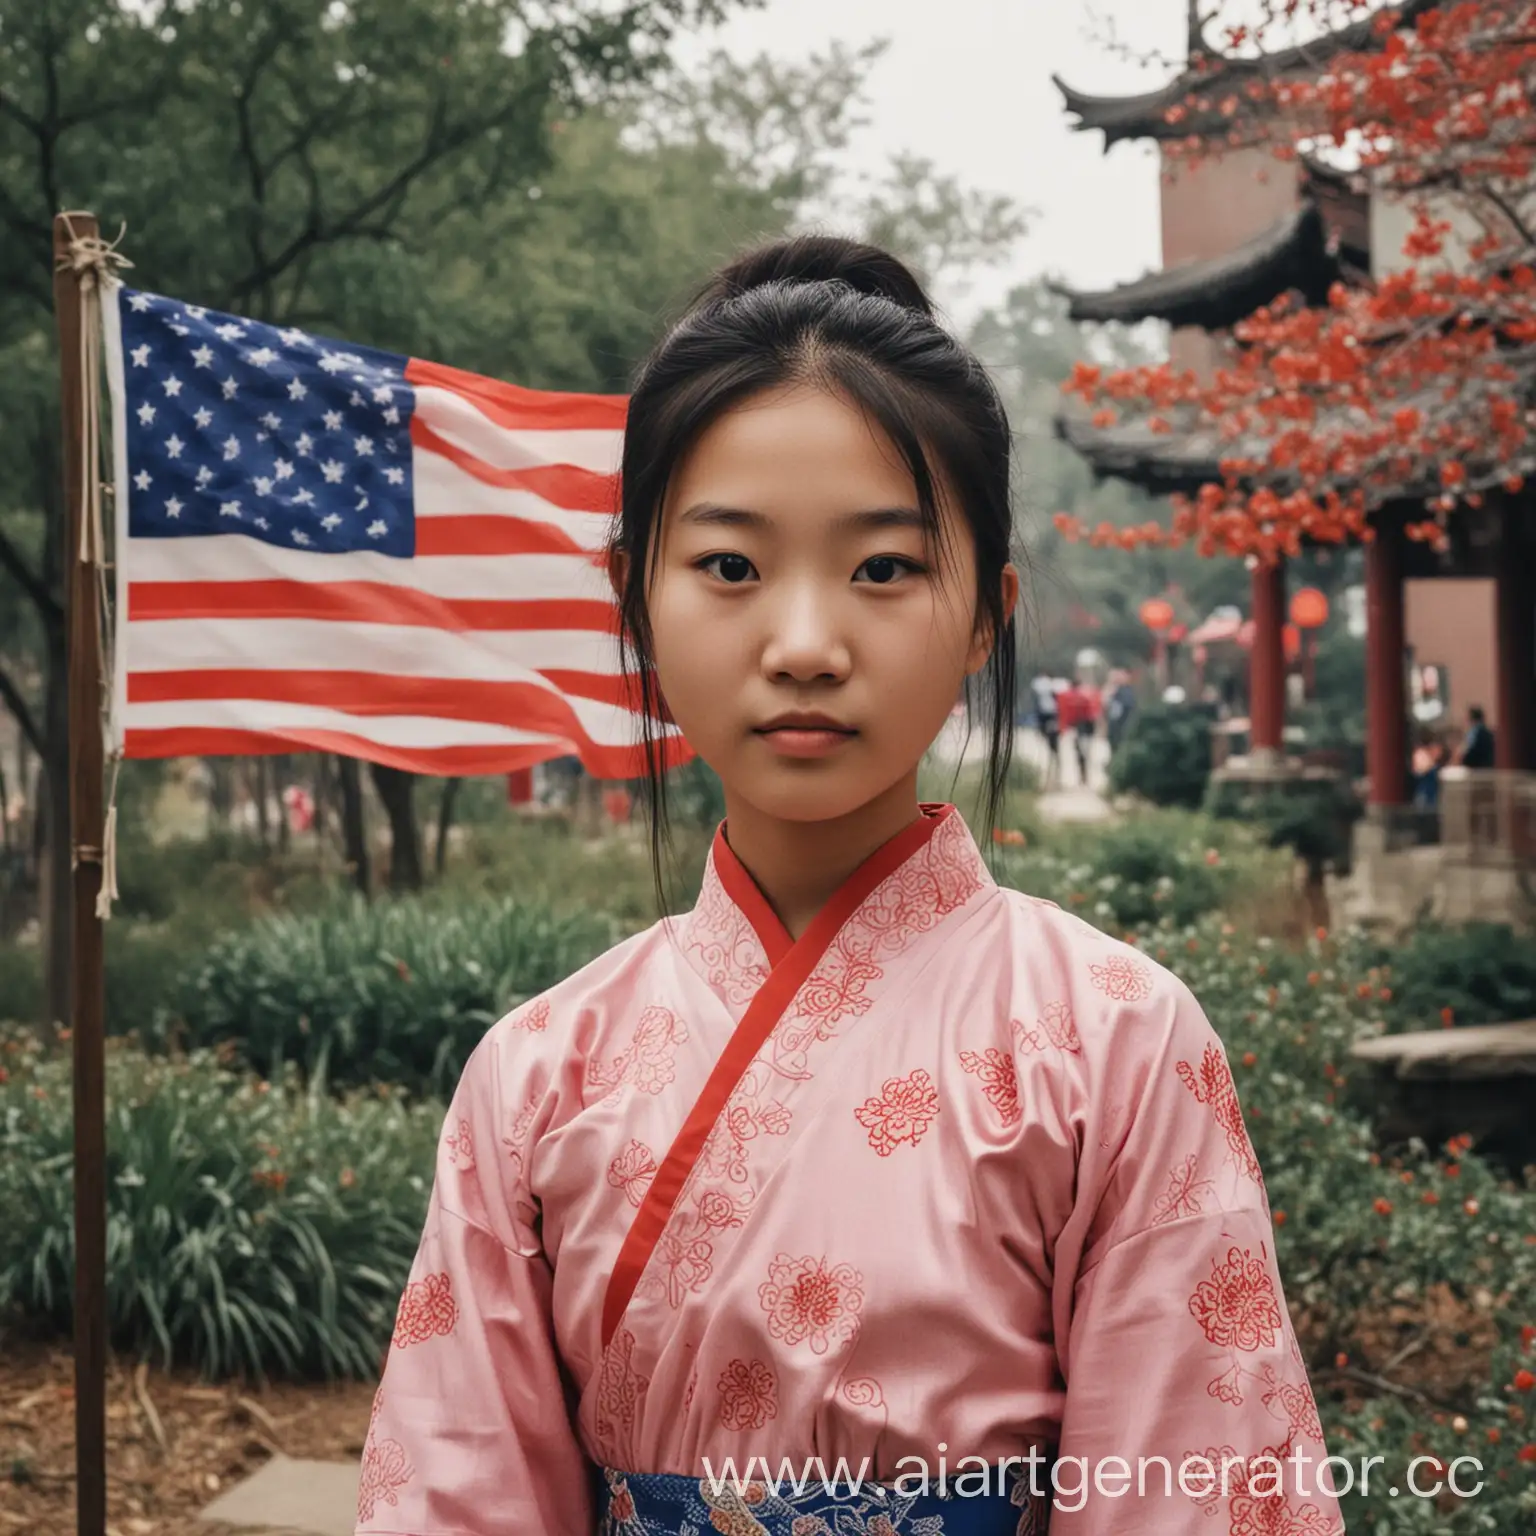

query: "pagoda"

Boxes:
[1052, 0, 1536, 921]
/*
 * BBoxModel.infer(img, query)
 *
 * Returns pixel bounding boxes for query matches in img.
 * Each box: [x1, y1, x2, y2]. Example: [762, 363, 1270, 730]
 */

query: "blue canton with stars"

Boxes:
[118, 287, 417, 558]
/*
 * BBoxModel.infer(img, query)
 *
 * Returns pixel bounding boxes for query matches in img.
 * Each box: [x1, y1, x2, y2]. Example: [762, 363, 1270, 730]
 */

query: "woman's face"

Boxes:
[643, 383, 1015, 826]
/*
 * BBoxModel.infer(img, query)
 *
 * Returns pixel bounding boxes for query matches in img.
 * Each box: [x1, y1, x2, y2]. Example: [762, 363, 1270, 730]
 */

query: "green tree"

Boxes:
[0, 0, 758, 1019]
[968, 283, 1251, 678]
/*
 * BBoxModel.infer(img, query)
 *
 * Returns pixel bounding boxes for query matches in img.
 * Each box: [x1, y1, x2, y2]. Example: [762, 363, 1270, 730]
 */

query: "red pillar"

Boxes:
[1495, 550, 1535, 771]
[1249, 559, 1286, 757]
[1365, 515, 1409, 806]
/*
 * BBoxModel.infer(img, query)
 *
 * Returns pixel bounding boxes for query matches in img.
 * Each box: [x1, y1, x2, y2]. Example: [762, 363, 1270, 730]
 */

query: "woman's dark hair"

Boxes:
[608, 233, 1019, 910]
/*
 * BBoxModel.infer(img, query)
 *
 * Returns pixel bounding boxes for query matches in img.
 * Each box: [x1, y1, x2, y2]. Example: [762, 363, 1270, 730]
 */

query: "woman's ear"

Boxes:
[965, 562, 1021, 676]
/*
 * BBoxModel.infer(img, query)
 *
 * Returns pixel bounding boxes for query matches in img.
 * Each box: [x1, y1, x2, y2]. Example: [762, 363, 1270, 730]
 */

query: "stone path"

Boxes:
[198, 1455, 357, 1536]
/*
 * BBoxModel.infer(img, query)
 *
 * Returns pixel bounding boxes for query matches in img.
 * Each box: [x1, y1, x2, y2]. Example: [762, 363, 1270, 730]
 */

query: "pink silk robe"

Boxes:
[356, 804, 1343, 1536]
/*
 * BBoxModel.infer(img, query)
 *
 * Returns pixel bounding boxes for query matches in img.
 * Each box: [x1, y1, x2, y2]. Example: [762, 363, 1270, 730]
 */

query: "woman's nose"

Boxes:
[760, 582, 850, 681]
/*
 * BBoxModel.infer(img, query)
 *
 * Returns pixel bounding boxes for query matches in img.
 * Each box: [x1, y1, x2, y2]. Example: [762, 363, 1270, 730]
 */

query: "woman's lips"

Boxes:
[755, 726, 858, 758]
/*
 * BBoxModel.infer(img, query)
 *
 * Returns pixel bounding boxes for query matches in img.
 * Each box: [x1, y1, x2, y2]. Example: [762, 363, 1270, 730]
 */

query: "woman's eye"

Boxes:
[699, 552, 757, 583]
[854, 555, 922, 585]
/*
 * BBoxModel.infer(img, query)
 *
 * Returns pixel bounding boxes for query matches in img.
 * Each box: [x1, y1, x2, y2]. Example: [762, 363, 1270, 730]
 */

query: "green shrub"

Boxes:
[0, 922, 212, 1036]
[1371, 921, 1536, 1032]
[664, 756, 727, 830]
[1208, 775, 1364, 876]
[1149, 921, 1536, 1536]
[992, 810, 1261, 930]
[155, 892, 615, 1097]
[0, 938, 41, 1027]
[1107, 703, 1214, 808]
[0, 1033, 438, 1379]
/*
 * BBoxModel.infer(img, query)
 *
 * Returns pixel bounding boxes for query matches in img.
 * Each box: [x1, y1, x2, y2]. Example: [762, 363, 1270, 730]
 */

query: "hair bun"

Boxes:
[693, 234, 935, 319]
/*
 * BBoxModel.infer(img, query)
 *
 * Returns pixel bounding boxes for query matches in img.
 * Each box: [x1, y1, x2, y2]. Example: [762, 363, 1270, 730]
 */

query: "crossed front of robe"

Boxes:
[357, 804, 1344, 1536]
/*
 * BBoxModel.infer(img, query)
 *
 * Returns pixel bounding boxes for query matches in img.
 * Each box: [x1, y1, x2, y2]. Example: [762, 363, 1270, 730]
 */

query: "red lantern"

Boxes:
[1139, 597, 1175, 632]
[1166, 622, 1188, 644]
[1283, 623, 1302, 663]
[1289, 587, 1329, 630]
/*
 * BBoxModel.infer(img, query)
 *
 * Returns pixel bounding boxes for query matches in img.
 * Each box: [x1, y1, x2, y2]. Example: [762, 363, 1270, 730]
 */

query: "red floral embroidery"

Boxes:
[356, 1388, 413, 1525]
[392, 1270, 457, 1348]
[1177, 1043, 1264, 1183]
[1209, 1360, 1245, 1405]
[717, 1357, 779, 1430]
[1013, 1001, 1082, 1054]
[839, 1376, 885, 1409]
[681, 861, 773, 1012]
[767, 812, 986, 1081]
[1182, 1442, 1248, 1511]
[588, 1004, 688, 1099]
[1088, 952, 1153, 1002]
[791, 1519, 830, 1536]
[1266, 1374, 1325, 1445]
[500, 1088, 541, 1231]
[700, 1063, 793, 1185]
[1151, 1153, 1218, 1225]
[1229, 1494, 1340, 1536]
[854, 1069, 940, 1155]
[759, 1253, 864, 1354]
[444, 1117, 475, 1172]
[635, 1188, 752, 1311]
[1226, 1442, 1341, 1536]
[696, 1187, 751, 1230]
[511, 996, 549, 1031]
[595, 1326, 644, 1449]
[645, 1216, 716, 1308]
[959, 1047, 1020, 1126]
[682, 1370, 699, 1415]
[1189, 1245, 1283, 1352]
[607, 1140, 658, 1208]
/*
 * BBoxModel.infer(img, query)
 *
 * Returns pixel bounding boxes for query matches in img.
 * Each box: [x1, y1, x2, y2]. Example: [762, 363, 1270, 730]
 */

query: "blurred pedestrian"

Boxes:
[1030, 672, 1061, 786]
[1456, 705, 1495, 769]
[1105, 669, 1137, 757]
[1057, 677, 1095, 786]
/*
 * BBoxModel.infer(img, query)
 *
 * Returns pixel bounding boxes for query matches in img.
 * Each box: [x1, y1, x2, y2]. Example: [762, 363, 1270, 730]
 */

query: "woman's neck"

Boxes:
[720, 773, 926, 943]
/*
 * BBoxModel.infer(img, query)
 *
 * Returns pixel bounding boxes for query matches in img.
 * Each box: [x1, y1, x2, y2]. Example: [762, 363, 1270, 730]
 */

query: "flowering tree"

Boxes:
[1060, 1, 1536, 562]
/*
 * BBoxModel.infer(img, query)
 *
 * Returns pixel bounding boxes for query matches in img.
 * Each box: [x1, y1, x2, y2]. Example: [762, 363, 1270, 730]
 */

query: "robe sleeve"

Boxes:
[1047, 971, 1344, 1536]
[355, 1023, 593, 1536]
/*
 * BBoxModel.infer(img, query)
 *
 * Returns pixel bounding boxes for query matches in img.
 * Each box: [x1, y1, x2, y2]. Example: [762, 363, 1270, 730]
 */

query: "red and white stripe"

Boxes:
[106, 312, 687, 779]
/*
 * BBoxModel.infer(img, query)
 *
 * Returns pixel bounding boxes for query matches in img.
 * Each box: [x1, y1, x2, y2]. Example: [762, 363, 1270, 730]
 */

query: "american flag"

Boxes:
[102, 281, 688, 779]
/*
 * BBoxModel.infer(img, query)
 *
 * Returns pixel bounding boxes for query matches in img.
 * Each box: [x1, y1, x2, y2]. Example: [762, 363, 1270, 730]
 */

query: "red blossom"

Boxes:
[1058, 0, 1536, 560]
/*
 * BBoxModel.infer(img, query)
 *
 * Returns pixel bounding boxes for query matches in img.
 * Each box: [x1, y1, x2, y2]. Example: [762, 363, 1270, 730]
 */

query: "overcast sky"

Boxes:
[675, 0, 1195, 321]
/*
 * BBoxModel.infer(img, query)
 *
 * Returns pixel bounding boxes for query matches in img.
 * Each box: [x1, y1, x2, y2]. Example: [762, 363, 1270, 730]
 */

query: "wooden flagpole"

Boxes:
[53, 208, 109, 1536]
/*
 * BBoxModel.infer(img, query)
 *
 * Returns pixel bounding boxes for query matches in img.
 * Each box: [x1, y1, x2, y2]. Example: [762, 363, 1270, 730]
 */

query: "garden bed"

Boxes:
[0, 1334, 374, 1535]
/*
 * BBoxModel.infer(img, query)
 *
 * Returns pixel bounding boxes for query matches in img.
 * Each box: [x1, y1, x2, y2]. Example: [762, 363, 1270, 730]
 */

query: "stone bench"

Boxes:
[1348, 1020, 1536, 1173]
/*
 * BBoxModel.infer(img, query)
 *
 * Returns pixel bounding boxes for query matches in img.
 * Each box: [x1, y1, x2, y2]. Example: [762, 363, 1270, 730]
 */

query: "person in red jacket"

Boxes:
[1056, 678, 1096, 785]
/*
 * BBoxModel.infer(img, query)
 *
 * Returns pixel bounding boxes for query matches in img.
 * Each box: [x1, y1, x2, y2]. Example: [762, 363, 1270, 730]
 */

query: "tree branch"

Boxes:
[225, 84, 526, 310]
[234, 25, 289, 321]
[0, 662, 43, 757]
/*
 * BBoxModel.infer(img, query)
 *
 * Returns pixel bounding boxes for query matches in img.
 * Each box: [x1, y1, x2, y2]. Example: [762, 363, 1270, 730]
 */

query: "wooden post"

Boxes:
[53, 210, 108, 1536]
[1366, 512, 1410, 806]
[1494, 529, 1534, 772]
[1249, 558, 1286, 758]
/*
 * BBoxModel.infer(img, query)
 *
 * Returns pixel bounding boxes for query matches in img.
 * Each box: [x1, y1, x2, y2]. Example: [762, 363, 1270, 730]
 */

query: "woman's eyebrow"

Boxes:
[676, 503, 925, 531]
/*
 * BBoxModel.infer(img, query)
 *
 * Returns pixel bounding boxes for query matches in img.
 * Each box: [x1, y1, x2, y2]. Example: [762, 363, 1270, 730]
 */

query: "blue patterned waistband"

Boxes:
[598, 1466, 1050, 1535]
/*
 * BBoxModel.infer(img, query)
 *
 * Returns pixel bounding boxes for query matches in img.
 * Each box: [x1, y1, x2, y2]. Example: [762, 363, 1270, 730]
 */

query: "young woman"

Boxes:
[356, 237, 1342, 1536]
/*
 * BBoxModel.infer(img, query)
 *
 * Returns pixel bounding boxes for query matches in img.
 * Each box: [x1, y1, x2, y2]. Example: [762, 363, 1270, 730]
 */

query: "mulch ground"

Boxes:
[0, 1335, 376, 1536]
